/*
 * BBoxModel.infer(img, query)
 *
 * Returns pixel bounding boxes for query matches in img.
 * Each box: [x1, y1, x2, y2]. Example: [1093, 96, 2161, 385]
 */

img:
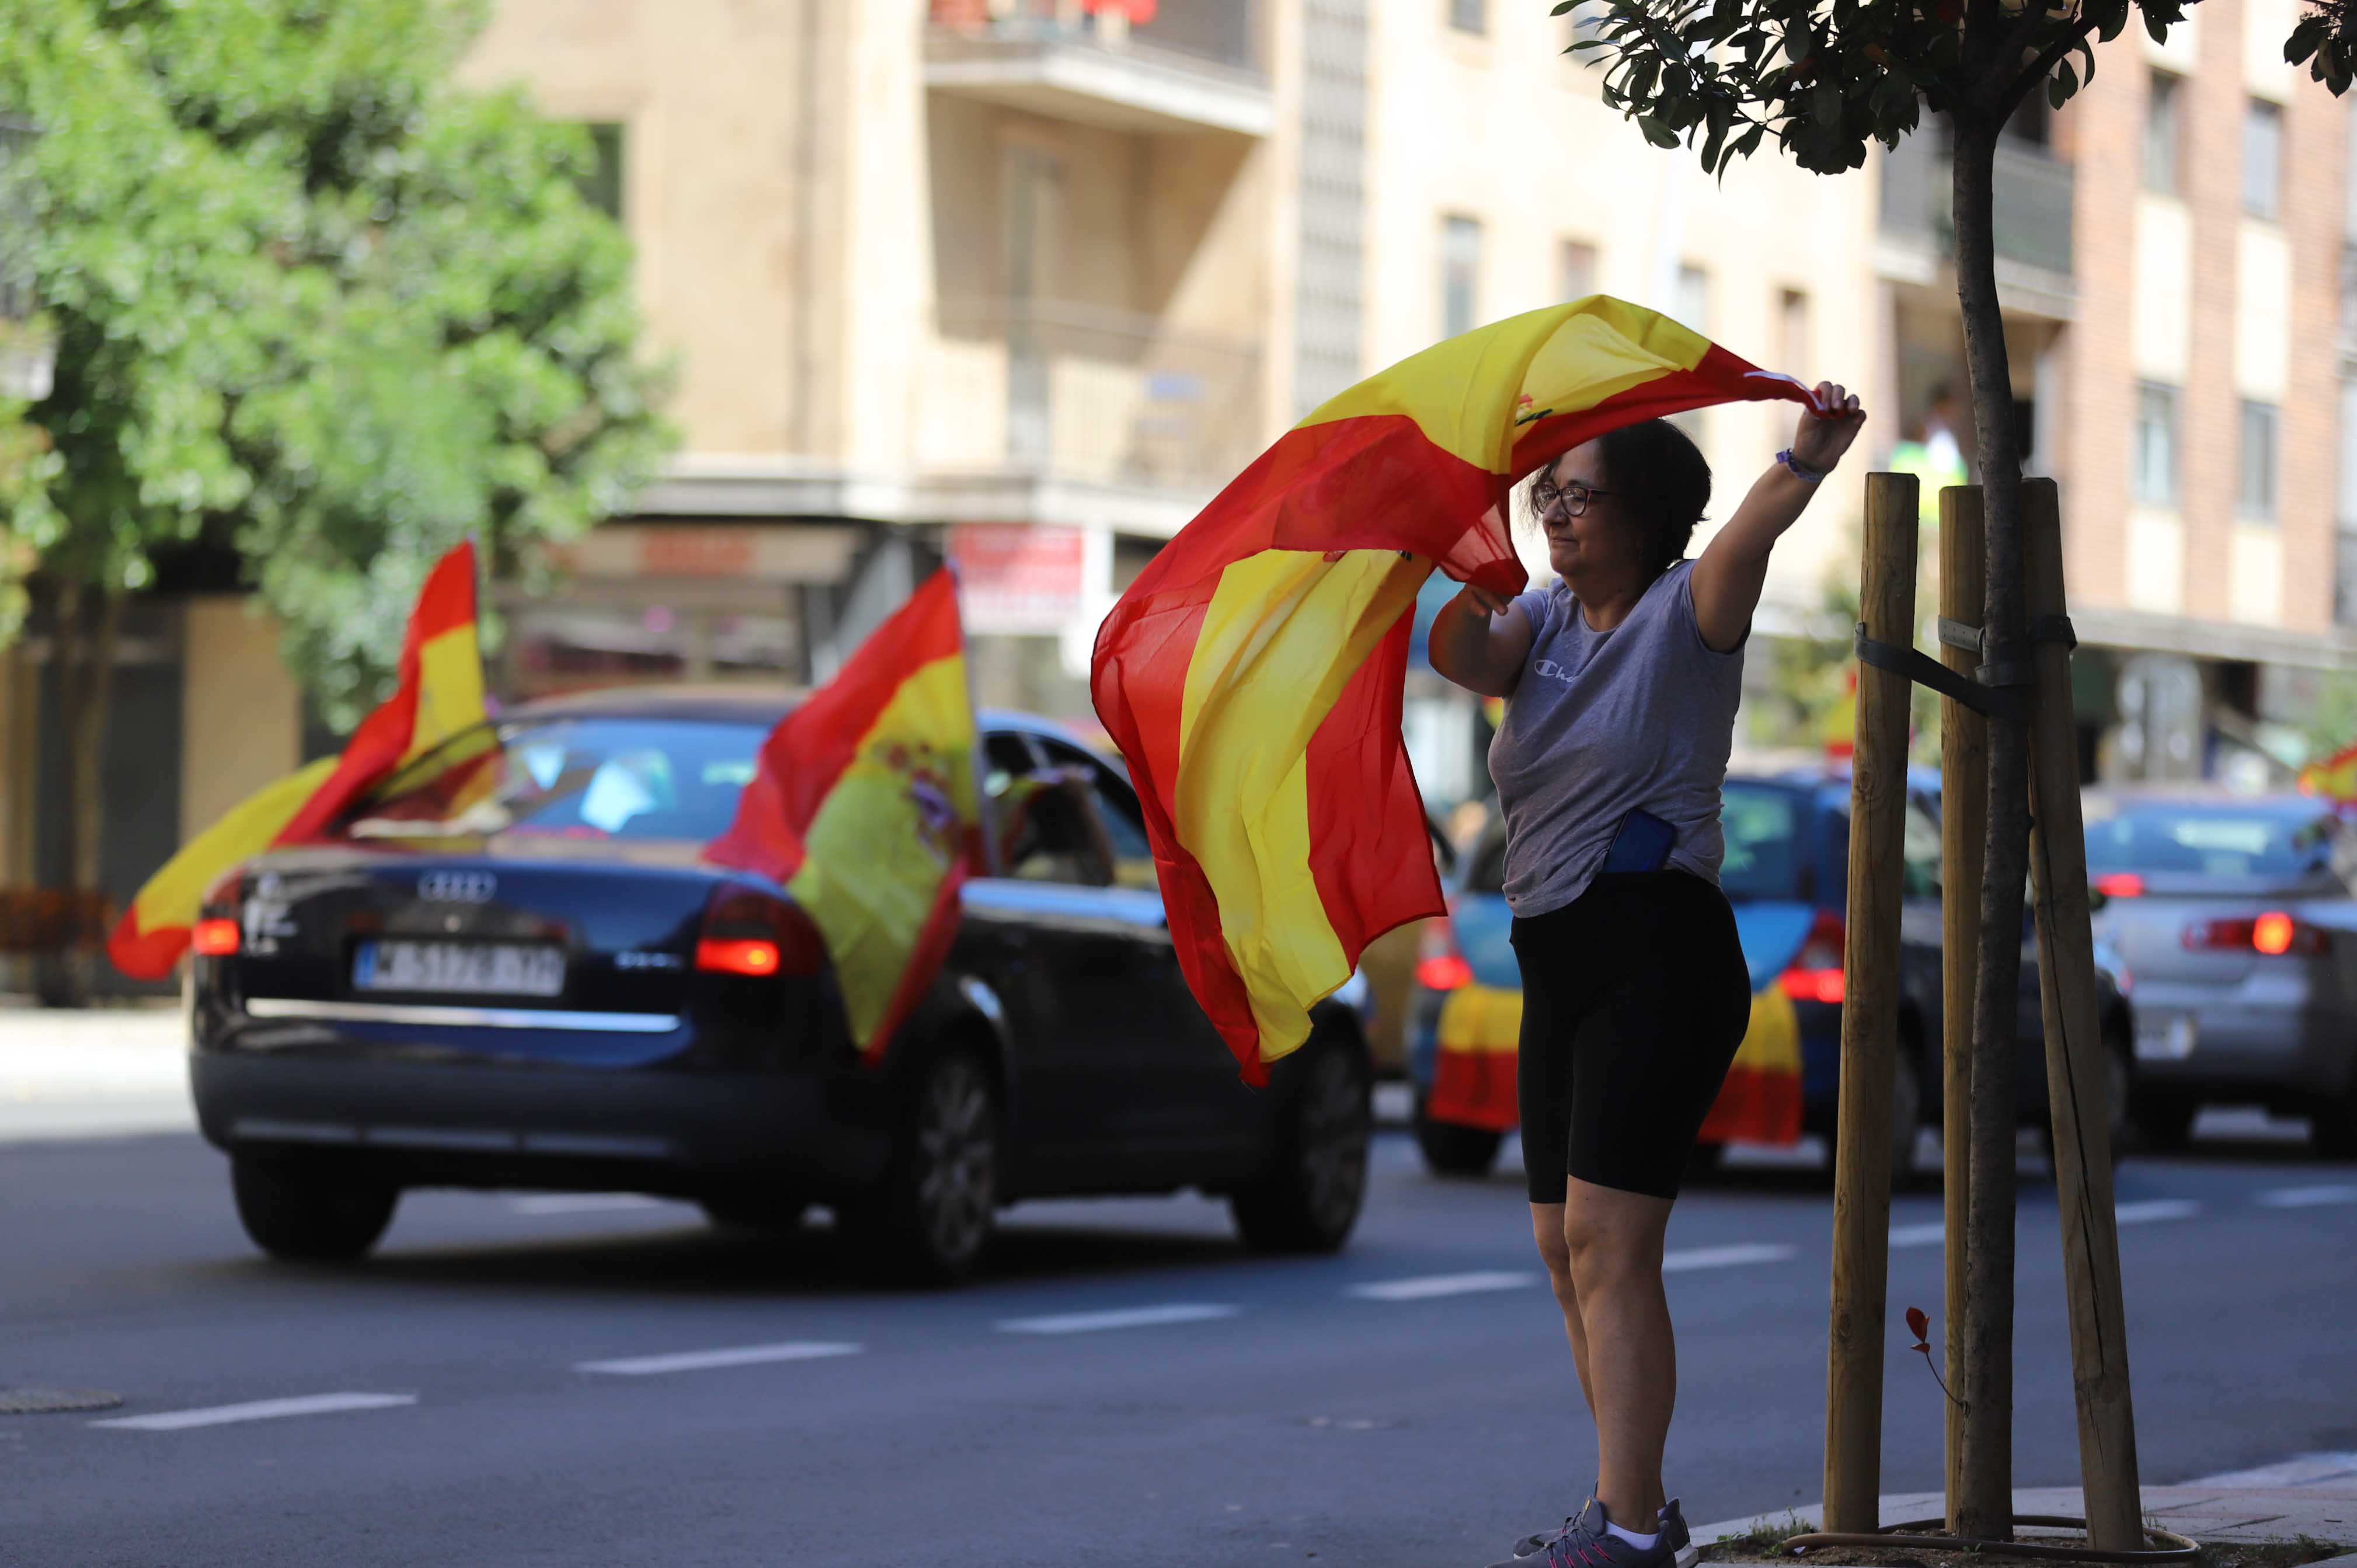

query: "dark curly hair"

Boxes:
[1526, 419, 1713, 581]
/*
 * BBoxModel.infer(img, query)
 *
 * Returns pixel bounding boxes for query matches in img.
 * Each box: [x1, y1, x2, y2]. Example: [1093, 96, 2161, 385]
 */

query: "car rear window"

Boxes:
[1460, 782, 1805, 901]
[2084, 804, 2339, 880]
[340, 717, 770, 844]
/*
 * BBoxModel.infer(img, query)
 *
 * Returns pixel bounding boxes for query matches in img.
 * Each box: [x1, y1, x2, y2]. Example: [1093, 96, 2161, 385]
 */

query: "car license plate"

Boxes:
[353, 940, 565, 998]
[2134, 1012, 2197, 1062]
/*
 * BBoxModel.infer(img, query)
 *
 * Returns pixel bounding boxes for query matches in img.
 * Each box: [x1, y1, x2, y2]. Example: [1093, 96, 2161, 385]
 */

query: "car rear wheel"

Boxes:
[230, 1150, 397, 1264]
[2129, 1095, 2198, 1152]
[1233, 1041, 1370, 1253]
[1412, 1096, 1504, 1178]
[841, 1047, 1000, 1286]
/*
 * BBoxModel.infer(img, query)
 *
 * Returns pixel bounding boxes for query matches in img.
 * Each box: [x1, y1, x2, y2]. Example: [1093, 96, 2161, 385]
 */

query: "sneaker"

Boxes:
[1500, 1497, 1696, 1568]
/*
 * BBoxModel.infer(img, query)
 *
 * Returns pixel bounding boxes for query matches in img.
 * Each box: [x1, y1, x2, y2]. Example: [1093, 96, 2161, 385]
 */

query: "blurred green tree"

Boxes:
[0, 0, 669, 996]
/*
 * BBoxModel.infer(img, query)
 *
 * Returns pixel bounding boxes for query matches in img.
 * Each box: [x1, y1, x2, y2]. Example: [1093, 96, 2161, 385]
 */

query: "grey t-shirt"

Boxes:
[1485, 560, 1745, 918]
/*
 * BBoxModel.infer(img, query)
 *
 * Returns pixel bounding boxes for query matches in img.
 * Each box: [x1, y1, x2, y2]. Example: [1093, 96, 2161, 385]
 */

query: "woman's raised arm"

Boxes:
[1690, 382, 1867, 654]
[1427, 583, 1534, 699]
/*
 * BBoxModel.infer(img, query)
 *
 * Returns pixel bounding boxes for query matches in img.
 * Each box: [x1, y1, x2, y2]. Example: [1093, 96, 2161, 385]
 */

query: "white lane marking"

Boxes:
[2254, 1183, 2357, 1209]
[93, 1392, 416, 1431]
[508, 1193, 669, 1215]
[995, 1304, 1241, 1335]
[2189, 1451, 2357, 1487]
[2113, 1198, 2203, 1225]
[1346, 1270, 1541, 1301]
[1661, 1243, 1797, 1273]
[575, 1341, 862, 1377]
[1888, 1222, 1947, 1249]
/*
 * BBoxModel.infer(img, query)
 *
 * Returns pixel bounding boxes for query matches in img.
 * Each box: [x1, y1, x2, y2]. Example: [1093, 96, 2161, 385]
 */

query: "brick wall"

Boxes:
[2282, 62, 2348, 633]
[2060, 39, 2139, 613]
[2181, 0, 2247, 625]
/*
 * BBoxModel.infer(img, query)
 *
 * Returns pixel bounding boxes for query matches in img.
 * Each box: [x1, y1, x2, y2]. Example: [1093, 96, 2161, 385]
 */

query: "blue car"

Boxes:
[1406, 768, 2137, 1180]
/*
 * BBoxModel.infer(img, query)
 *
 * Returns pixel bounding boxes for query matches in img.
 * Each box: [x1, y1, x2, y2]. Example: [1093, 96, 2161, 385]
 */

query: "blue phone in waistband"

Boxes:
[1601, 808, 1677, 874]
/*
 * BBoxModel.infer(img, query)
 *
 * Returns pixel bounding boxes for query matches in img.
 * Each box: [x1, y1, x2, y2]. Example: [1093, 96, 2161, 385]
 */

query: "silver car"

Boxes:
[2086, 792, 2357, 1156]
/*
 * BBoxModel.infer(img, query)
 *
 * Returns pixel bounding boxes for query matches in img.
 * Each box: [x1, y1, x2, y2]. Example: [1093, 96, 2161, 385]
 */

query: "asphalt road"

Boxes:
[7, 1120, 2356, 1567]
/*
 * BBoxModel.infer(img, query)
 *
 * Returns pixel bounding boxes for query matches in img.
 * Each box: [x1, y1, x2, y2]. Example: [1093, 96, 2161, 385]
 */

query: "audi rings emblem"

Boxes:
[417, 870, 497, 904]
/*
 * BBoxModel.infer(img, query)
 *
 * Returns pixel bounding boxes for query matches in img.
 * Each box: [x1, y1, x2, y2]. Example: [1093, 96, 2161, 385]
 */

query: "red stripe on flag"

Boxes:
[1301, 610, 1443, 960]
[1428, 1046, 1520, 1133]
[1696, 1061, 1805, 1147]
[277, 541, 478, 847]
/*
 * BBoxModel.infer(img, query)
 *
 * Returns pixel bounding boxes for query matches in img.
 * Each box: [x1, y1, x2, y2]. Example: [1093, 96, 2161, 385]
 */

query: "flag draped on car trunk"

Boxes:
[1091, 297, 1825, 1083]
[107, 541, 488, 980]
[705, 567, 979, 1060]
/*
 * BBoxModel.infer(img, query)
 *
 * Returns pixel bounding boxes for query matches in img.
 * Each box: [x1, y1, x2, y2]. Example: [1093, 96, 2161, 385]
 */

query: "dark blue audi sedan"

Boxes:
[189, 687, 1371, 1284]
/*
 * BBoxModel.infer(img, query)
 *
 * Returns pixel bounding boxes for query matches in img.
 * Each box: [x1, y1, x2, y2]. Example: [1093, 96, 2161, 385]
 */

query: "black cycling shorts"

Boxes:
[1511, 870, 1753, 1203]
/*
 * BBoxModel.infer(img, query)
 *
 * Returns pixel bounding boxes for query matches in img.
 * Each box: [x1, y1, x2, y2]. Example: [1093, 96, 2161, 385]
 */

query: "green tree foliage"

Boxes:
[1, 0, 671, 724]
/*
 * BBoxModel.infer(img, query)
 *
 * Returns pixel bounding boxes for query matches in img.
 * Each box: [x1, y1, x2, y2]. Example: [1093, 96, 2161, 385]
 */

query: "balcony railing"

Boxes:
[926, 0, 1271, 137]
[1881, 129, 2075, 280]
[923, 301, 1263, 493]
[929, 0, 1261, 74]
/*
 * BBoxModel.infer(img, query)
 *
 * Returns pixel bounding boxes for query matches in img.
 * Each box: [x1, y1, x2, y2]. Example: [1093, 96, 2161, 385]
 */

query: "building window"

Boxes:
[2143, 72, 2181, 195]
[2134, 382, 2180, 506]
[1450, 0, 1485, 34]
[1442, 216, 1481, 337]
[1559, 240, 1597, 302]
[2238, 400, 2279, 520]
[578, 123, 625, 221]
[1779, 288, 1809, 373]
[1673, 264, 1708, 329]
[2244, 99, 2284, 221]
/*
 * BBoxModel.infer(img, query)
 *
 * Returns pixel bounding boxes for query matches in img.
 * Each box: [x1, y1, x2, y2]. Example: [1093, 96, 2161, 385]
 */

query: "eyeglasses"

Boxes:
[1531, 478, 1614, 518]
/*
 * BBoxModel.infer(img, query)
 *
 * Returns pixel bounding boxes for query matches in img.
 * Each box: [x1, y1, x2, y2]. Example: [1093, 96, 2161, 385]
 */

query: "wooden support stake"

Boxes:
[2021, 479, 2144, 1550]
[1823, 472, 1919, 1536]
[1936, 486, 1993, 1535]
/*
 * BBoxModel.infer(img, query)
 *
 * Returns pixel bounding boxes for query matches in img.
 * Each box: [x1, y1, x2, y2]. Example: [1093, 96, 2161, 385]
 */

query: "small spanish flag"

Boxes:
[107, 541, 487, 979]
[705, 567, 979, 1060]
[2300, 740, 2357, 803]
[1091, 297, 1823, 1082]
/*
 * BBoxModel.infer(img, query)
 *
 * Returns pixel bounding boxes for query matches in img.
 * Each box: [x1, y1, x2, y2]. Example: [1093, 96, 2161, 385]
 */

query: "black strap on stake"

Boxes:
[1851, 613, 2077, 722]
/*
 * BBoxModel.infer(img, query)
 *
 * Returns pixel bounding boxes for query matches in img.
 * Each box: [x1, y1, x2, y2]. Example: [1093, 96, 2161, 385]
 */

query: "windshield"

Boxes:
[2083, 803, 2339, 880]
[341, 716, 768, 844]
[1463, 782, 1806, 901]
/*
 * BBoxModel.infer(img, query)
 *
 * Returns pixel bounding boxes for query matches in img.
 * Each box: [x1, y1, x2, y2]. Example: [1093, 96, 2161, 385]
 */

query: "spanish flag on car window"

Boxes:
[107, 541, 488, 980]
[1091, 298, 1825, 1083]
[2300, 739, 2357, 803]
[705, 567, 980, 1061]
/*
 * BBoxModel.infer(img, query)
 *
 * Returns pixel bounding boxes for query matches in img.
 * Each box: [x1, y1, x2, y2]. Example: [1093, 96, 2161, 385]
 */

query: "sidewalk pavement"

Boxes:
[1699, 1453, 2357, 1557]
[0, 1005, 193, 1141]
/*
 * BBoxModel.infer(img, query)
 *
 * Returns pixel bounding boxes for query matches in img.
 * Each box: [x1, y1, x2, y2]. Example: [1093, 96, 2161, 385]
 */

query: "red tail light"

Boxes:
[2186, 911, 2328, 957]
[1779, 909, 1847, 1005]
[697, 885, 825, 977]
[192, 918, 242, 957]
[1415, 918, 1473, 991]
[2093, 872, 2145, 900]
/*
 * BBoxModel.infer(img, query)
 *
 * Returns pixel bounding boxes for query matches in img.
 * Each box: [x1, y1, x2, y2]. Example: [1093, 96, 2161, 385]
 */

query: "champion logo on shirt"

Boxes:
[1533, 657, 1578, 682]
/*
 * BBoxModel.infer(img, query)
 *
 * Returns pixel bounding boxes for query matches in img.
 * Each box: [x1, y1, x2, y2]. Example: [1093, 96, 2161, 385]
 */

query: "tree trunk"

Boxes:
[1949, 117, 2031, 1545]
[42, 579, 119, 1006]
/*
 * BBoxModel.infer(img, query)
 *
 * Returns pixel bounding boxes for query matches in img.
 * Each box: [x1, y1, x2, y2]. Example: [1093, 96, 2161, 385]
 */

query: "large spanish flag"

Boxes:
[705, 567, 979, 1060]
[1092, 297, 1824, 1082]
[107, 542, 487, 979]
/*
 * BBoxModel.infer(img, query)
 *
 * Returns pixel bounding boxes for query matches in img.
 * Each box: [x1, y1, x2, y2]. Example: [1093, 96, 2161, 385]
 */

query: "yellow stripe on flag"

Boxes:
[1437, 984, 1522, 1055]
[784, 653, 976, 1050]
[120, 757, 341, 942]
[1298, 299, 1714, 473]
[1174, 547, 1427, 1065]
[409, 623, 486, 762]
[1733, 985, 1802, 1077]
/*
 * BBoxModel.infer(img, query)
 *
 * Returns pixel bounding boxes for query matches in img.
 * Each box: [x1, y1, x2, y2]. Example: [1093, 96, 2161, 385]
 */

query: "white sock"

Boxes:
[1604, 1520, 1662, 1550]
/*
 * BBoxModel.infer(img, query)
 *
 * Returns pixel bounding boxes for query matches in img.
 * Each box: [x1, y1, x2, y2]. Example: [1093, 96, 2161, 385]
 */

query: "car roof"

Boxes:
[502, 684, 1094, 750]
[2082, 787, 2325, 814]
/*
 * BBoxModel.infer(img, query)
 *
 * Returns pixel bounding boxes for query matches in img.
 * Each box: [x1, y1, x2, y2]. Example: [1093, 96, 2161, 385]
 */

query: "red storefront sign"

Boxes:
[950, 525, 1087, 635]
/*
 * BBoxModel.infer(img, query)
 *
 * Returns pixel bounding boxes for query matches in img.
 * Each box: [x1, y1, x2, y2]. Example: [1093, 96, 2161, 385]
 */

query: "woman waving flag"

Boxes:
[1088, 297, 1830, 1084]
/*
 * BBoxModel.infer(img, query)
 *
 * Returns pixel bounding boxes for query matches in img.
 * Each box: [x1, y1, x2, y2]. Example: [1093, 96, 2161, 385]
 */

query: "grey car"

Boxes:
[2086, 792, 2357, 1155]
